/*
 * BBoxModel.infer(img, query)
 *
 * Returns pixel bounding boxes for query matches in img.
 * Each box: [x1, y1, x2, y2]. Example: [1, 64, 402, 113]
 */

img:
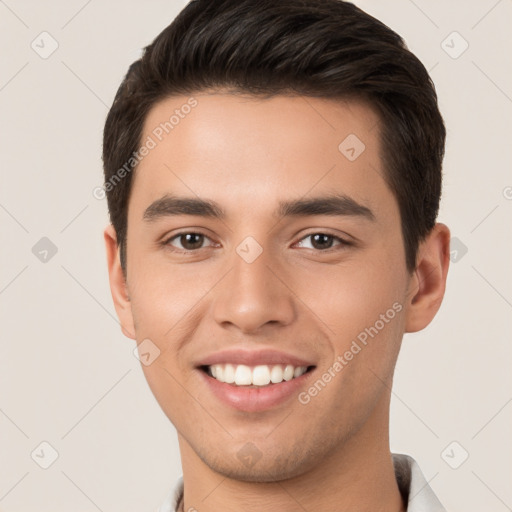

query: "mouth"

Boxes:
[194, 348, 317, 411]
[199, 363, 316, 387]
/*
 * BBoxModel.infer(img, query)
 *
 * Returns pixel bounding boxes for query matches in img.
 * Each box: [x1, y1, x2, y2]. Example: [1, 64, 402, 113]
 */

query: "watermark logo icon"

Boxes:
[133, 338, 161, 366]
[31, 441, 59, 469]
[441, 31, 469, 59]
[236, 236, 263, 264]
[338, 134, 366, 161]
[449, 237, 468, 263]
[441, 441, 469, 469]
[32, 237, 58, 263]
[31, 31, 59, 59]
[237, 442, 263, 468]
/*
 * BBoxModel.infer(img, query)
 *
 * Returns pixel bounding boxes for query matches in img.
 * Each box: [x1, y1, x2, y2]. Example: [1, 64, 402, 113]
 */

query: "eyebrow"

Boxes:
[142, 193, 375, 222]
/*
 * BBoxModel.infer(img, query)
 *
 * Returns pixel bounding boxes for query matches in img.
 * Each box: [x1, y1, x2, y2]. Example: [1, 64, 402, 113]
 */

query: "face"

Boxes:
[105, 92, 446, 482]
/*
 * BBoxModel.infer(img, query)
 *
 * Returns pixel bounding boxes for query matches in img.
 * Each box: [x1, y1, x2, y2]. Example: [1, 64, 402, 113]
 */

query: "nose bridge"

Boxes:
[212, 239, 295, 332]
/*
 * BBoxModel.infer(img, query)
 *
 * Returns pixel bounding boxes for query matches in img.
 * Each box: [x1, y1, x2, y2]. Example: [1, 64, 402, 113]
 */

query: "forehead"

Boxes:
[130, 92, 392, 220]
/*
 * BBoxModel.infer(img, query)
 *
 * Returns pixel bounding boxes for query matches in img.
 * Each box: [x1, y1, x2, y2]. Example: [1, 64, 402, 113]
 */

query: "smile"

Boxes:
[202, 363, 314, 386]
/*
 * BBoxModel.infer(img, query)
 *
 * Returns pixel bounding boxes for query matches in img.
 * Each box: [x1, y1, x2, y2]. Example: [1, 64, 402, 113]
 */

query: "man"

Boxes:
[102, 1, 450, 510]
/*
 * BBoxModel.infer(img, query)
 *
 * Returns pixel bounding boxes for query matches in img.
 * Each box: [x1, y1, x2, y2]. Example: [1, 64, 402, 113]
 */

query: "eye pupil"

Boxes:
[181, 233, 204, 250]
[311, 233, 333, 250]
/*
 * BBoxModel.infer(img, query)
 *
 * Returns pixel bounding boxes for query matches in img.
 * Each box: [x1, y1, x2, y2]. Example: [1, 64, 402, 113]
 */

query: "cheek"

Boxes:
[140, 363, 205, 439]
[291, 244, 408, 390]
[299, 268, 406, 425]
[295, 254, 405, 337]
[127, 256, 211, 337]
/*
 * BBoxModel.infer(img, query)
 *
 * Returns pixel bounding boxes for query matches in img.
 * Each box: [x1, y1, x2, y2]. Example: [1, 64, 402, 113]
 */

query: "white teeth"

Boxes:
[207, 363, 310, 386]
[223, 363, 235, 383]
[234, 365, 252, 385]
[294, 366, 307, 378]
[252, 365, 271, 386]
[215, 365, 224, 382]
[283, 364, 295, 381]
[270, 365, 284, 383]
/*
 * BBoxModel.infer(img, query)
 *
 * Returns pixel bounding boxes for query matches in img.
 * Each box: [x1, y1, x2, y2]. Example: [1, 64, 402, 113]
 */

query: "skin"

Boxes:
[104, 92, 450, 512]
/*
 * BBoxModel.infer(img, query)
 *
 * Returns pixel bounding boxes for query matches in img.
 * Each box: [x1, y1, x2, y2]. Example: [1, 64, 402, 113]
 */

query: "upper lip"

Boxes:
[195, 348, 316, 368]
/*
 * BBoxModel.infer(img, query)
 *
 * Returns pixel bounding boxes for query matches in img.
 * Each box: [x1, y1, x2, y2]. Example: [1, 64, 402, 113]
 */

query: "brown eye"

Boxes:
[310, 233, 335, 250]
[296, 233, 349, 251]
[166, 232, 211, 251]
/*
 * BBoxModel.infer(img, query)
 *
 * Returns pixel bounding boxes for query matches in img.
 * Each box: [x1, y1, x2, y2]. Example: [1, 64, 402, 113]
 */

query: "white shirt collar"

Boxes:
[392, 453, 446, 511]
[157, 453, 446, 512]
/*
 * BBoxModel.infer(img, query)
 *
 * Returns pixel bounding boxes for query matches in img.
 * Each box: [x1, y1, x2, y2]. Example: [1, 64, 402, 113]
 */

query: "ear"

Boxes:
[104, 224, 136, 339]
[405, 223, 451, 333]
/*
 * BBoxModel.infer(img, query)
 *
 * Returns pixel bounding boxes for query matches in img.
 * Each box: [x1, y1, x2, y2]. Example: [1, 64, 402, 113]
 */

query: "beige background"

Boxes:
[1, 0, 511, 510]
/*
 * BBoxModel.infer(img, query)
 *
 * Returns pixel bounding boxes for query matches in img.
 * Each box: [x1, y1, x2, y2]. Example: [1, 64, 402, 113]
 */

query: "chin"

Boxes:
[198, 443, 322, 483]
[208, 461, 305, 483]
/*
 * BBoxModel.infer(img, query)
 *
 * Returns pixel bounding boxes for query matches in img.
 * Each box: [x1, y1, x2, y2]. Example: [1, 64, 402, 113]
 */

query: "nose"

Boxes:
[212, 246, 296, 334]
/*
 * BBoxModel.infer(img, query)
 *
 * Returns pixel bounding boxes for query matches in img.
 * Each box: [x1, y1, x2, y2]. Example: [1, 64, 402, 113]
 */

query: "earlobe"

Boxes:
[103, 224, 136, 339]
[405, 223, 451, 333]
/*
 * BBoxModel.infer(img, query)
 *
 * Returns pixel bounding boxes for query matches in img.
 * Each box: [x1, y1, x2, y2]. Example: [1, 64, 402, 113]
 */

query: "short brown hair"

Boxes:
[102, 0, 446, 274]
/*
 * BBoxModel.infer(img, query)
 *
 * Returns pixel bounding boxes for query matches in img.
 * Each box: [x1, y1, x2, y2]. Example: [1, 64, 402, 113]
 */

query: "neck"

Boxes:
[177, 391, 405, 512]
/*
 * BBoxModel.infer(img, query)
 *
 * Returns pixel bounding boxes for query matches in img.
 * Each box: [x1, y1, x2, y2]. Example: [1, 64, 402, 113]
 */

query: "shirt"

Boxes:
[157, 452, 447, 512]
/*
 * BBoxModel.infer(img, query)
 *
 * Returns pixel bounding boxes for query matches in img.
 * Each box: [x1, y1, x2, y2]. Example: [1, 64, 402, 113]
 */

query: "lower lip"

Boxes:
[198, 368, 315, 412]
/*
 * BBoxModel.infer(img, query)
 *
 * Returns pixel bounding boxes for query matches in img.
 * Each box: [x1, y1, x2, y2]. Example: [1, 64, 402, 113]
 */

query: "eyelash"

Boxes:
[162, 231, 352, 254]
